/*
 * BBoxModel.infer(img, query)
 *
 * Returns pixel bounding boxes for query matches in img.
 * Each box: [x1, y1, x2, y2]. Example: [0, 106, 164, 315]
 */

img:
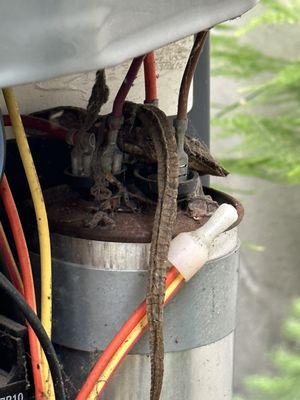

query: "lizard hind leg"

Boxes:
[187, 179, 219, 220]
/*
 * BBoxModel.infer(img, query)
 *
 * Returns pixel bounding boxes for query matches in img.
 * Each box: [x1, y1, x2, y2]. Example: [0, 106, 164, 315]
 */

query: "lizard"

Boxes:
[71, 69, 109, 177]
[136, 104, 179, 400]
[30, 102, 228, 178]
[120, 101, 228, 178]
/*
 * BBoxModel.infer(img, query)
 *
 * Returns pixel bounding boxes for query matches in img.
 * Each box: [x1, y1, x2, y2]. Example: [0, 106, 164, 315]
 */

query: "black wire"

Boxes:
[0, 108, 6, 181]
[0, 271, 66, 400]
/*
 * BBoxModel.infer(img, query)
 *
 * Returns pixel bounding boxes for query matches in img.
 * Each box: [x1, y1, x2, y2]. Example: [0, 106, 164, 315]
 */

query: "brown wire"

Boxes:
[177, 31, 209, 121]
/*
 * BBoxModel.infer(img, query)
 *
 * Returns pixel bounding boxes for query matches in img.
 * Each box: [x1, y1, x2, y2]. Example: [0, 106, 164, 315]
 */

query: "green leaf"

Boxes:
[212, 0, 300, 184]
[272, 348, 300, 374]
[241, 242, 266, 252]
[237, 0, 300, 35]
[211, 33, 286, 79]
[291, 299, 300, 318]
[214, 113, 300, 183]
[283, 319, 300, 342]
[246, 375, 296, 396]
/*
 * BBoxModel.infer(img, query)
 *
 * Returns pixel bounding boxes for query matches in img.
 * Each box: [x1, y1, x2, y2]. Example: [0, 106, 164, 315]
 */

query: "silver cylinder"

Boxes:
[31, 225, 239, 399]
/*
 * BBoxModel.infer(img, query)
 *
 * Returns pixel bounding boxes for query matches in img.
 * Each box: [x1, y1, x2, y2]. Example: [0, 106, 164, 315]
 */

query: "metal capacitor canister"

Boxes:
[30, 188, 242, 400]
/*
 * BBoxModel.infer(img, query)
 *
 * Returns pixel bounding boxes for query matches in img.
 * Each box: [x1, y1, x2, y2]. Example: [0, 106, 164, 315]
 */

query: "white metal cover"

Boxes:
[0, 0, 258, 87]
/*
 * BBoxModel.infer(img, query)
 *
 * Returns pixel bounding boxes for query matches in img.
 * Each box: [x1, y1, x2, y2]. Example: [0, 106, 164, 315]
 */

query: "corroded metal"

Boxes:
[27, 186, 243, 400]
[30, 185, 243, 245]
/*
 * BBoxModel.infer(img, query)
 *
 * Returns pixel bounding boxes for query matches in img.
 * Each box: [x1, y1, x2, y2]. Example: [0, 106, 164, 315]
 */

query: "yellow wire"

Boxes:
[88, 273, 185, 400]
[2, 88, 54, 399]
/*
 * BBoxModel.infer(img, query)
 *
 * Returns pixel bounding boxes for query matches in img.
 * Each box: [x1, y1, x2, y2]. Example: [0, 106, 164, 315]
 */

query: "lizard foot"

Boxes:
[187, 195, 219, 220]
[84, 210, 115, 228]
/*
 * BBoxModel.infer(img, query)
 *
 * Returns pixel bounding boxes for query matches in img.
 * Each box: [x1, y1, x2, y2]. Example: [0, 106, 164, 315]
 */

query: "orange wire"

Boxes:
[94, 274, 184, 399]
[0, 174, 44, 399]
[144, 52, 158, 103]
[76, 267, 181, 400]
[0, 221, 24, 294]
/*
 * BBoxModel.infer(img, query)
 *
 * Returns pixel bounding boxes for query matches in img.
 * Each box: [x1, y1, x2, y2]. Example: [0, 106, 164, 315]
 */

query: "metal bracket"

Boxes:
[31, 246, 239, 354]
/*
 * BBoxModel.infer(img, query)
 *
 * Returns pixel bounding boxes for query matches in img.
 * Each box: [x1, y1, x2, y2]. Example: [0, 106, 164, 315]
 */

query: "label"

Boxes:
[0, 393, 24, 400]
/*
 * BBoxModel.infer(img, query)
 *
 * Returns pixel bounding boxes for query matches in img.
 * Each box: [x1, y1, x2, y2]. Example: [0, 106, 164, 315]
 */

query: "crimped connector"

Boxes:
[168, 204, 238, 281]
[173, 118, 189, 180]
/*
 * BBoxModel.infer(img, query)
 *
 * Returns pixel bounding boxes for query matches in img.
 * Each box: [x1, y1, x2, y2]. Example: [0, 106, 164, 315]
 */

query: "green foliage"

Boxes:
[211, 35, 286, 78]
[238, 299, 300, 400]
[215, 114, 300, 183]
[241, 242, 265, 252]
[212, 0, 300, 183]
[250, 60, 300, 106]
[283, 300, 300, 345]
[237, 0, 300, 34]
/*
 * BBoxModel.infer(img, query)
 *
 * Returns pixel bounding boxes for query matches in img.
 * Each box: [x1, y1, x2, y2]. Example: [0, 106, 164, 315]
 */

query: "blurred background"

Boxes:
[210, 0, 300, 398]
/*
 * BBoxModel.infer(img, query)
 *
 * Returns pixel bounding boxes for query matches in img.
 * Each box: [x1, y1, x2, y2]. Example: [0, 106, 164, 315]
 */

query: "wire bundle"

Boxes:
[0, 175, 44, 398]
[76, 37, 209, 398]
[76, 267, 184, 399]
[0, 54, 153, 400]
[1, 88, 57, 399]
[0, 271, 65, 399]
[0, 37, 207, 399]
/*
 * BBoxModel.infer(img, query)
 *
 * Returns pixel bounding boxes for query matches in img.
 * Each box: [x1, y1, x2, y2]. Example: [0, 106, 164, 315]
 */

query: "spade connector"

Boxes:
[168, 204, 238, 281]
[100, 115, 124, 175]
[174, 118, 189, 181]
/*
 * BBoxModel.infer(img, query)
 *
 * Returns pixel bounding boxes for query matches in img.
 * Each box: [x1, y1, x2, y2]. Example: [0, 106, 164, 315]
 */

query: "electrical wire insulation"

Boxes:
[0, 110, 5, 181]
[144, 52, 158, 103]
[112, 55, 145, 118]
[0, 174, 44, 399]
[0, 221, 24, 294]
[76, 267, 184, 400]
[2, 88, 54, 399]
[0, 271, 66, 400]
[3, 114, 73, 143]
[3, 56, 148, 143]
[177, 31, 209, 120]
[90, 273, 184, 400]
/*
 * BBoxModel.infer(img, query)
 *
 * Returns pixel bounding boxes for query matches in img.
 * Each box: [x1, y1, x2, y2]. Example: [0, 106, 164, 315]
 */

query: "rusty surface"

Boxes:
[25, 185, 244, 244]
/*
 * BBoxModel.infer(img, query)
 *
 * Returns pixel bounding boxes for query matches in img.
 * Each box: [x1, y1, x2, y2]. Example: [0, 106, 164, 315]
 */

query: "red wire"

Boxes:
[3, 55, 153, 142]
[4, 52, 158, 399]
[3, 56, 149, 141]
[144, 52, 158, 103]
[76, 267, 181, 400]
[3, 114, 70, 142]
[0, 175, 44, 399]
[112, 55, 145, 118]
[0, 222, 24, 294]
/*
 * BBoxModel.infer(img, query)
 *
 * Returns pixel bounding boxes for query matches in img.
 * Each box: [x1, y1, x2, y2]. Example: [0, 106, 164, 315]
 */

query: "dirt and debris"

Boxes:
[24, 183, 243, 245]
[29, 104, 231, 230]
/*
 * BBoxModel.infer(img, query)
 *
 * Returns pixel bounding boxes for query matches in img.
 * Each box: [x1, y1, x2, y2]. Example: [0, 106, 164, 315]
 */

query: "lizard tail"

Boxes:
[140, 105, 179, 400]
[149, 318, 165, 399]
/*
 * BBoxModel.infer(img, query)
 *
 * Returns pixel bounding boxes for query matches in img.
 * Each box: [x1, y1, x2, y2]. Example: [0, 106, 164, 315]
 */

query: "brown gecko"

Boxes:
[120, 101, 228, 178]
[137, 104, 179, 400]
